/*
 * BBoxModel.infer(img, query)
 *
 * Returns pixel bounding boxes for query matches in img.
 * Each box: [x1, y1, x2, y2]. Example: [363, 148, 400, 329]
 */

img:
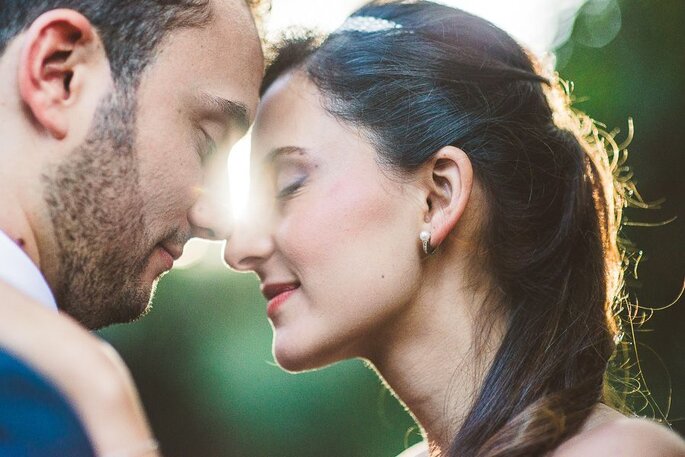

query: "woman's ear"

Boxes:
[18, 9, 109, 140]
[420, 145, 473, 251]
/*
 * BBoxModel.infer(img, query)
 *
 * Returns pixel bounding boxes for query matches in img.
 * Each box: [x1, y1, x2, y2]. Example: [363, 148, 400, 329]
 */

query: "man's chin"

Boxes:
[121, 281, 156, 325]
[59, 282, 154, 330]
[90, 272, 162, 329]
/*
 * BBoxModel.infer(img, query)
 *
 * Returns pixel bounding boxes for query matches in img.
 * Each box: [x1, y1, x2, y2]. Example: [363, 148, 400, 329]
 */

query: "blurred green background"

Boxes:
[100, 1, 684, 455]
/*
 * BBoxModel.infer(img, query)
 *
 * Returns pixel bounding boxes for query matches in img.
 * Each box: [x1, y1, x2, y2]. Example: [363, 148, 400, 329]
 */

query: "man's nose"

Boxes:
[188, 190, 232, 241]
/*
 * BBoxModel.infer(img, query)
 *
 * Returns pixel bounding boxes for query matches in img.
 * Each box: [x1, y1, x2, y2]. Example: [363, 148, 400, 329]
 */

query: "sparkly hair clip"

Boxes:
[335, 16, 404, 34]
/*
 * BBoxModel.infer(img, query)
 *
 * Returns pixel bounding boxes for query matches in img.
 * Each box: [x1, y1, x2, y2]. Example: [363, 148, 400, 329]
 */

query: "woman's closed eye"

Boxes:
[266, 146, 315, 201]
[276, 175, 307, 200]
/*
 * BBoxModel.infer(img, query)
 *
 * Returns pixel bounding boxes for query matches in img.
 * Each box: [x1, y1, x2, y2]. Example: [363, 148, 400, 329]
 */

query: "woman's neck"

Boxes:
[368, 263, 505, 456]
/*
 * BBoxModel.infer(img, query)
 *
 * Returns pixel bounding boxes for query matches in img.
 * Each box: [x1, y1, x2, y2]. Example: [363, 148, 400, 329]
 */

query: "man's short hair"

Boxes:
[0, 0, 216, 88]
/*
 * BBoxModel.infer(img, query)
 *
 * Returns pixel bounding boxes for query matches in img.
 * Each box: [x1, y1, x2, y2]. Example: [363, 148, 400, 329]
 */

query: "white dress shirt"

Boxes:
[0, 229, 57, 311]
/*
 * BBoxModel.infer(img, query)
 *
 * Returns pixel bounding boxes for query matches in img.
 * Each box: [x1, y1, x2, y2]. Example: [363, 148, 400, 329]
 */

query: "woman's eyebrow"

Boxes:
[264, 146, 309, 164]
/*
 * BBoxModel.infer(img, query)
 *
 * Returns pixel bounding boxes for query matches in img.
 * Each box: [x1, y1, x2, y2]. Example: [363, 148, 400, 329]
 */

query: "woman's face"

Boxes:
[225, 72, 426, 371]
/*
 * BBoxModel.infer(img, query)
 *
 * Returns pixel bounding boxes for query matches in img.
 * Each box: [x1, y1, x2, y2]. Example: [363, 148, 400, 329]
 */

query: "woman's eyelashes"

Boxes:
[269, 152, 314, 201]
[276, 175, 307, 200]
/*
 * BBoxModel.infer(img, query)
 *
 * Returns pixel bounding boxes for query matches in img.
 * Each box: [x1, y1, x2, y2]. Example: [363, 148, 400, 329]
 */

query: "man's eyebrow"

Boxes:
[264, 146, 308, 164]
[198, 92, 251, 137]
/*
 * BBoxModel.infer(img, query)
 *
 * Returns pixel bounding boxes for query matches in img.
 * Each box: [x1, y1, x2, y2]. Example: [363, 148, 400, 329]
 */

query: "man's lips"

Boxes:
[152, 244, 184, 274]
[160, 243, 183, 262]
[262, 282, 300, 317]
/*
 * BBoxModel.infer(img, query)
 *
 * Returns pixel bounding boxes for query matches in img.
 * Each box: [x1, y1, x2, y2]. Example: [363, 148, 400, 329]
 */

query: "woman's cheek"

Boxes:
[281, 176, 402, 269]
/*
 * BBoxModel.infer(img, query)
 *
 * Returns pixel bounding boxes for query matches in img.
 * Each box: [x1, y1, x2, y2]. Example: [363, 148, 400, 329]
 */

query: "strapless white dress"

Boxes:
[396, 441, 428, 457]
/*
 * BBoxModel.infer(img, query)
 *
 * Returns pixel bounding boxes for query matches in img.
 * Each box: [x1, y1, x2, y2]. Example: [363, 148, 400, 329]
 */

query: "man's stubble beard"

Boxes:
[42, 88, 156, 330]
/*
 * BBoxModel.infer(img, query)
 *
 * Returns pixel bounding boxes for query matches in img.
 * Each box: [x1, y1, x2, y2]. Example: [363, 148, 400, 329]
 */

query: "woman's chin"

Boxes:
[273, 349, 315, 373]
[272, 334, 340, 373]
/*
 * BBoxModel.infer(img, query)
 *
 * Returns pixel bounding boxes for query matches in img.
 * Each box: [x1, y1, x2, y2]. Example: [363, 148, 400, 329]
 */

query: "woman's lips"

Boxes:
[263, 283, 300, 317]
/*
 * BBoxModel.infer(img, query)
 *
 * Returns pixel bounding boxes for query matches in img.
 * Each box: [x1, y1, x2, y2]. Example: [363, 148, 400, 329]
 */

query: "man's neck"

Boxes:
[1, 44, 42, 269]
[0, 193, 58, 311]
[0, 188, 42, 269]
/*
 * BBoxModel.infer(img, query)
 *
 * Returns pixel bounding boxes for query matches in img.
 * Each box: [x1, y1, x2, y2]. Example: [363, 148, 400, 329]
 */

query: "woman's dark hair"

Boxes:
[262, 1, 638, 456]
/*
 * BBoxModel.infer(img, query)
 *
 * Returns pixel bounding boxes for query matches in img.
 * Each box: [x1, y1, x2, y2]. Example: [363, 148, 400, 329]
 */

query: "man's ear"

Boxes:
[18, 9, 108, 140]
[420, 145, 473, 251]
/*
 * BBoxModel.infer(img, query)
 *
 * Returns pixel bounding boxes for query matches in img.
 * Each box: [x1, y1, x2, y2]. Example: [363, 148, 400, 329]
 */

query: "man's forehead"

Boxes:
[241, 0, 271, 37]
[208, 0, 264, 39]
[244, 0, 272, 16]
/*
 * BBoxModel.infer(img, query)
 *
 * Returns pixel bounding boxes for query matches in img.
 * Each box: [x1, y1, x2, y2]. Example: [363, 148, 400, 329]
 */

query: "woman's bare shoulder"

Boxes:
[554, 416, 685, 457]
[395, 441, 429, 457]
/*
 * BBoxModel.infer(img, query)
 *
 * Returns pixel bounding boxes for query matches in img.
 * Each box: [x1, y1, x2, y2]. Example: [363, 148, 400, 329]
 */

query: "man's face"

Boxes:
[43, 0, 263, 329]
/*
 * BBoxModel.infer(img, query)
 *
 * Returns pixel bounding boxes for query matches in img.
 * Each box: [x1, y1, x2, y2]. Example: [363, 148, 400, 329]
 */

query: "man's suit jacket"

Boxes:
[0, 348, 95, 456]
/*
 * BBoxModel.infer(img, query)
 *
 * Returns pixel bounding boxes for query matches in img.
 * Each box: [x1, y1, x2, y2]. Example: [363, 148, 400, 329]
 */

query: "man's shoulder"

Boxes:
[0, 280, 152, 455]
[0, 346, 68, 408]
[0, 347, 96, 456]
[0, 280, 135, 405]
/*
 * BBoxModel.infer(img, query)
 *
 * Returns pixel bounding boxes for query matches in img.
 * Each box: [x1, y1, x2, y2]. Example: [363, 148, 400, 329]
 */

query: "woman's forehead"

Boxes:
[252, 72, 347, 157]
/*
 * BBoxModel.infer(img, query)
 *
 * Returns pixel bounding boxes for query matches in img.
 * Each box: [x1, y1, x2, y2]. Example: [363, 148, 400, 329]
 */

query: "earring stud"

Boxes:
[419, 231, 434, 255]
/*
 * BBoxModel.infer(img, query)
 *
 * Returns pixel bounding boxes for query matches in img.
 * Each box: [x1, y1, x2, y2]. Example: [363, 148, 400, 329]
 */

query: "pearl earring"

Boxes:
[419, 231, 434, 255]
